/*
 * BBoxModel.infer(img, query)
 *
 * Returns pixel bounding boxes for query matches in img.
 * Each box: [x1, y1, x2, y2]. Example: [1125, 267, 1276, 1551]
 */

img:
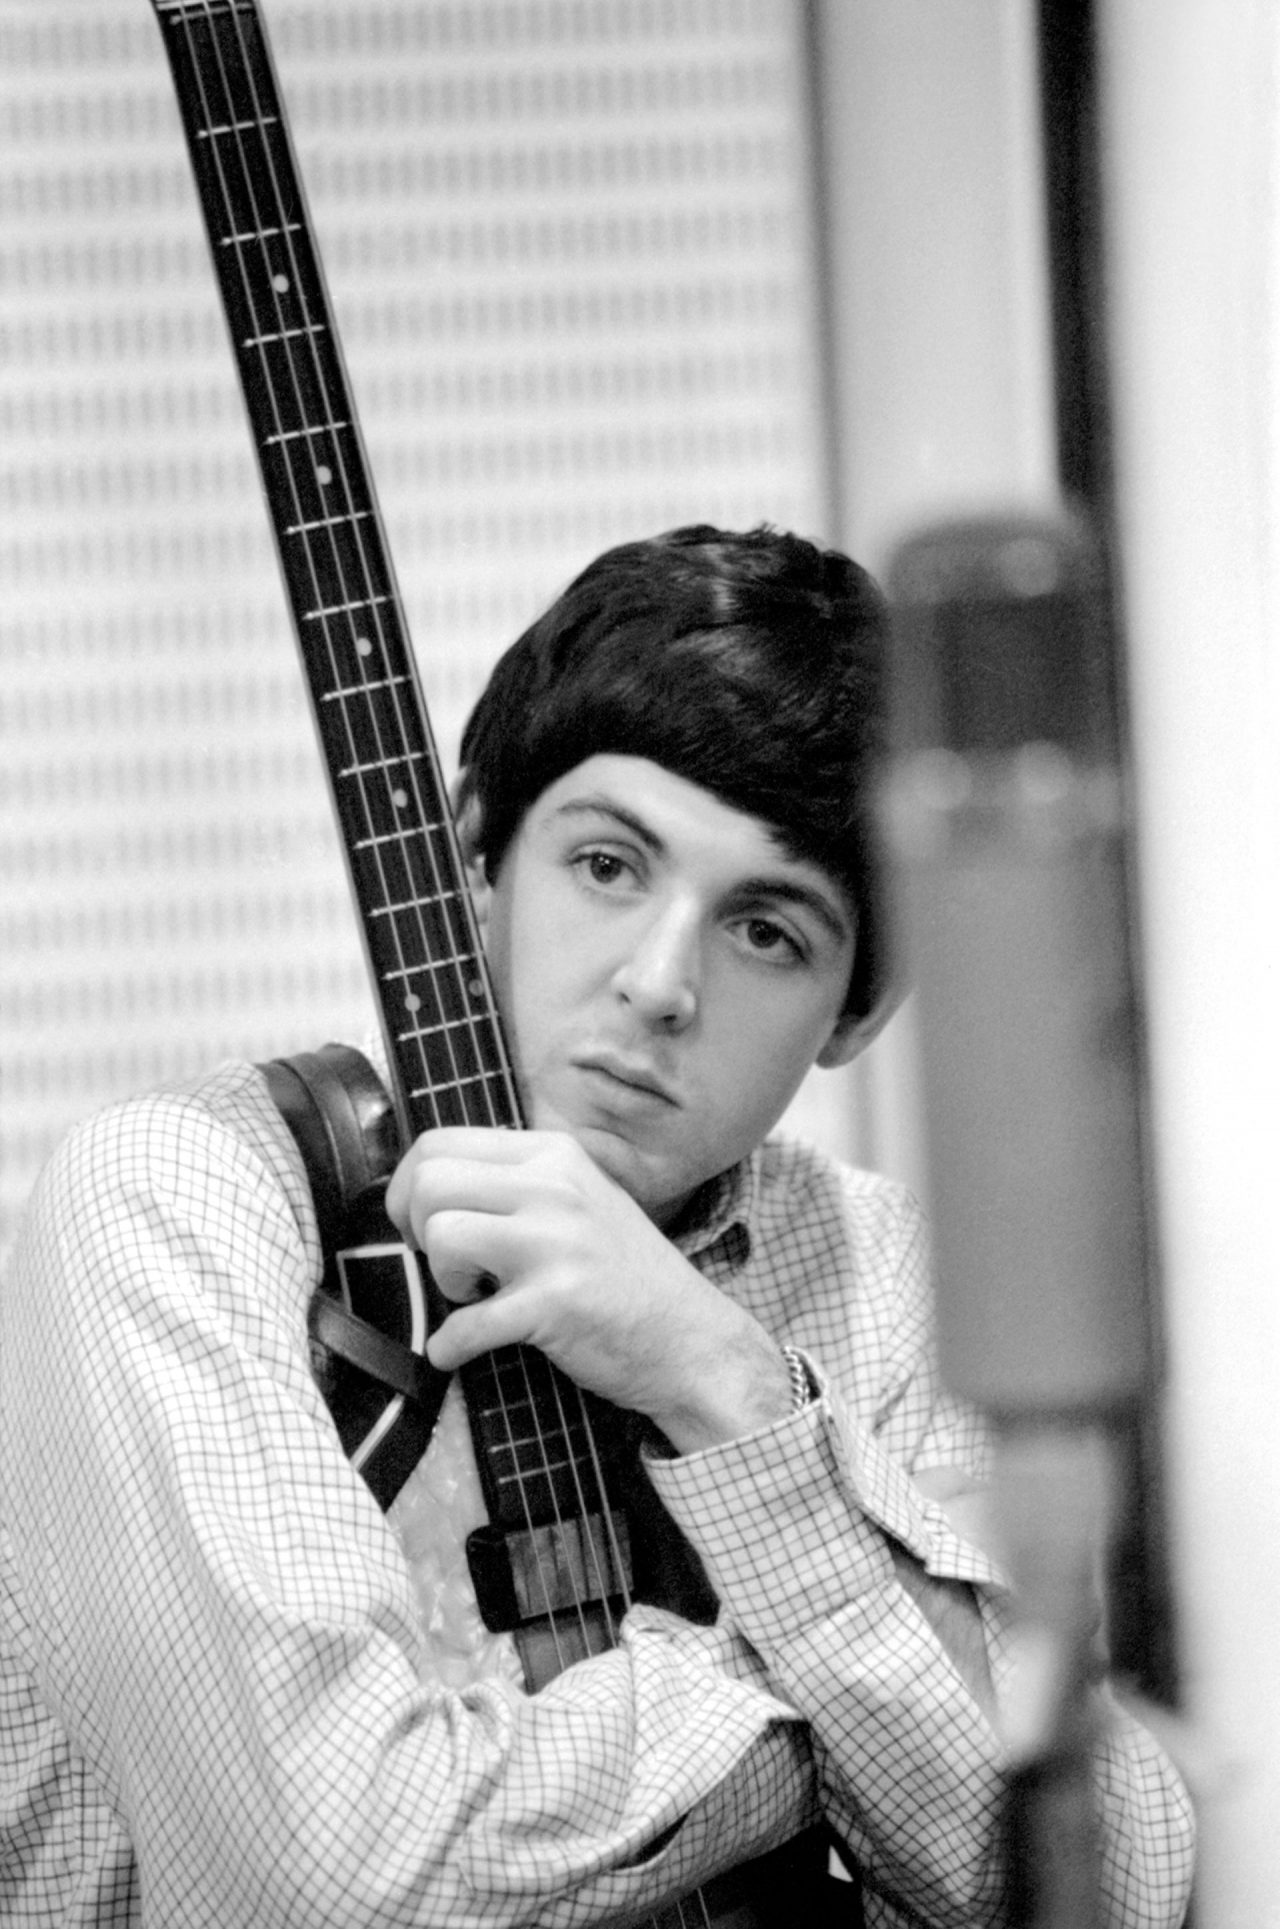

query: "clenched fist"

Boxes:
[385, 1126, 793, 1454]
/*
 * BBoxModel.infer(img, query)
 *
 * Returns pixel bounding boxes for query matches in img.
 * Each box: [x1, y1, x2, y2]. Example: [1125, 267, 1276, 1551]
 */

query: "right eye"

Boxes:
[569, 846, 638, 891]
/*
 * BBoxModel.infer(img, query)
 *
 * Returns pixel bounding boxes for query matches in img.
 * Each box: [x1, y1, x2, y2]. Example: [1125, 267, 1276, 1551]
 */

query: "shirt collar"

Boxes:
[669, 1148, 760, 1269]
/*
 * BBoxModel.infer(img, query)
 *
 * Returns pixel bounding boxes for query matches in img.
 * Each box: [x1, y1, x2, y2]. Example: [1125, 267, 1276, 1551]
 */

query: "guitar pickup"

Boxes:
[467, 1510, 633, 1632]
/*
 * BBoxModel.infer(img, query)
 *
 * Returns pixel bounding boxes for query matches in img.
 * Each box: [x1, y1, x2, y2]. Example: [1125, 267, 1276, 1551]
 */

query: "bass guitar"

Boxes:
[150, 5, 841, 1922]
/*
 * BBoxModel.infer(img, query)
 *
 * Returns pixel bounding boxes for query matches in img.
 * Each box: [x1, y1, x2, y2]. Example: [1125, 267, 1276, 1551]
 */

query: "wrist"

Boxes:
[655, 1337, 814, 1456]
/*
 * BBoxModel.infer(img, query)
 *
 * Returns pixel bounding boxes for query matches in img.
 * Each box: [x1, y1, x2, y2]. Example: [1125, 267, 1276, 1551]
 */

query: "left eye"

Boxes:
[578, 849, 630, 885]
[742, 918, 800, 960]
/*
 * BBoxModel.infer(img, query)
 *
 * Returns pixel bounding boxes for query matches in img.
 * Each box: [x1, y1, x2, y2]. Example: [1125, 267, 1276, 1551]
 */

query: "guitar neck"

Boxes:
[152, 0, 520, 1143]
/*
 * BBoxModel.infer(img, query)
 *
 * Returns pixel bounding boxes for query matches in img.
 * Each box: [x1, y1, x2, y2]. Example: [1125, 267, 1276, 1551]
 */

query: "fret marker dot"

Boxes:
[316, 464, 332, 486]
[467, 977, 485, 998]
[404, 992, 421, 1012]
[272, 273, 290, 292]
[355, 636, 373, 656]
[392, 787, 409, 808]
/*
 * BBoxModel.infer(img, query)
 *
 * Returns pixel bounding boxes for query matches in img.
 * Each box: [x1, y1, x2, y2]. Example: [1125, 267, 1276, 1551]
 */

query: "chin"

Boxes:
[571, 1127, 676, 1221]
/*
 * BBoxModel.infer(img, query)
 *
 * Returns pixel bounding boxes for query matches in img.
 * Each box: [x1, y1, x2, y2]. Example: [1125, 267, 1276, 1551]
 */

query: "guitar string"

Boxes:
[166, 11, 715, 1919]
[190, 0, 629, 1673]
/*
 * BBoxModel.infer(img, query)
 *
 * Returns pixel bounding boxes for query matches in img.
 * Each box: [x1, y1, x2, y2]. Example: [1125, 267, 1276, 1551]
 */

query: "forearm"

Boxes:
[115, 1603, 813, 1927]
[648, 1382, 1193, 1929]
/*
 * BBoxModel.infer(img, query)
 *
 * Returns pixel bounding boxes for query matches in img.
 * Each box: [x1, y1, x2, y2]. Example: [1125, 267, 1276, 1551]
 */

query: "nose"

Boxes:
[611, 899, 699, 1032]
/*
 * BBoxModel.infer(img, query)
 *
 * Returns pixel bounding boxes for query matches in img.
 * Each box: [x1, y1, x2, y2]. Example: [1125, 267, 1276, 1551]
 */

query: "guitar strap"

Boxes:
[259, 1042, 455, 1500]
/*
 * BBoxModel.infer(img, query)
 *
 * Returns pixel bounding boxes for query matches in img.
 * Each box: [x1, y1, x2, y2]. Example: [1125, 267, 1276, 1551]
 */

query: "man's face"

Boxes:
[474, 754, 859, 1228]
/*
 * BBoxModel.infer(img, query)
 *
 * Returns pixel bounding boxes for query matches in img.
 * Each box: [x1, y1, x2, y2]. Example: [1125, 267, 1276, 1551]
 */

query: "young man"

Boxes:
[0, 526, 1191, 1927]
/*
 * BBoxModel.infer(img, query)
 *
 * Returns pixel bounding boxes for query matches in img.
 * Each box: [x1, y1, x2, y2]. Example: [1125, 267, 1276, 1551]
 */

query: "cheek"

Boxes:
[704, 991, 830, 1126]
[486, 872, 577, 1059]
[480, 881, 526, 1046]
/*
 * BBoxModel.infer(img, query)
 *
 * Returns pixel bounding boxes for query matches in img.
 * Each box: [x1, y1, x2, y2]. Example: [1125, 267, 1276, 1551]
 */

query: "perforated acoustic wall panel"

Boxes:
[1, 0, 830, 1259]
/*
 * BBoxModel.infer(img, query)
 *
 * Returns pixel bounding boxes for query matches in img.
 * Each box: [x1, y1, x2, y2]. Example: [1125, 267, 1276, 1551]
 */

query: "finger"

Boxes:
[426, 1292, 530, 1371]
[387, 1153, 525, 1244]
[422, 1207, 520, 1305]
[424, 1256, 495, 1307]
[411, 1125, 536, 1166]
[385, 1128, 540, 1232]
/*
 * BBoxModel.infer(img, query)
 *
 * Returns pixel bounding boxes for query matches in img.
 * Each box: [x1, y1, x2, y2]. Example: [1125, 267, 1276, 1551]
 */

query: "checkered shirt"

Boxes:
[0, 1059, 1193, 1926]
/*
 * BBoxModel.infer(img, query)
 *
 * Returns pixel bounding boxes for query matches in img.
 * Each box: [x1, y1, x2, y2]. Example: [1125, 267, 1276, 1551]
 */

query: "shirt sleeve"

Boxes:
[0, 1072, 815, 1928]
[646, 1184, 1196, 1929]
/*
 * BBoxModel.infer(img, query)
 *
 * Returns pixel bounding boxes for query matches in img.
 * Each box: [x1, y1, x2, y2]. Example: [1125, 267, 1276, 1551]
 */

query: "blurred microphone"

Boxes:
[880, 510, 1157, 1929]
[881, 509, 1152, 1416]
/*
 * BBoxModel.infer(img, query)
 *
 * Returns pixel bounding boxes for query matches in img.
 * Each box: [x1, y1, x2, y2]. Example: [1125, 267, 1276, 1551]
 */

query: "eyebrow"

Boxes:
[553, 795, 665, 853]
[551, 794, 854, 947]
[733, 875, 854, 948]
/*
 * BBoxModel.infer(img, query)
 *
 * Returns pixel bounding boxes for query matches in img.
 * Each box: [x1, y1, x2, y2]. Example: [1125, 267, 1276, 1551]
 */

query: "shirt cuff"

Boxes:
[645, 1354, 1002, 1653]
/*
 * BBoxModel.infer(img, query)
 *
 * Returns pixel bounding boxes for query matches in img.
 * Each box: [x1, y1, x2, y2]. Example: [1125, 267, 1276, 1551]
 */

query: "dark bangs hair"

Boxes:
[458, 523, 892, 1028]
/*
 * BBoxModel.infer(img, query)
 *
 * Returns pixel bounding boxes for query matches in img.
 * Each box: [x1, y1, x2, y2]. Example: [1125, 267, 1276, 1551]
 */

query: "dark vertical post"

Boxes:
[1036, 0, 1179, 1709]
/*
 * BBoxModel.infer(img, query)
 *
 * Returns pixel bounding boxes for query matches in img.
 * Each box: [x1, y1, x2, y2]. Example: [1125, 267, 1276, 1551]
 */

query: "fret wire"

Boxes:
[242, 320, 326, 348]
[301, 592, 392, 622]
[285, 508, 372, 537]
[264, 415, 348, 443]
[380, 954, 475, 982]
[198, 112, 278, 139]
[406, 1069, 509, 1102]
[490, 1446, 600, 1492]
[354, 824, 445, 852]
[338, 749, 428, 779]
[495, 1454, 574, 1487]
[371, 894, 461, 920]
[221, 220, 302, 247]
[484, 1403, 591, 1462]
[396, 1010, 497, 1043]
[320, 672, 409, 704]
[156, 0, 253, 14]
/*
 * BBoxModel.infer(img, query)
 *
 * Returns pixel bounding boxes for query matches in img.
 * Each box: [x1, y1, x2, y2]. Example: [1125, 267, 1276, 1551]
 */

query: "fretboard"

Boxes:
[153, 0, 520, 1142]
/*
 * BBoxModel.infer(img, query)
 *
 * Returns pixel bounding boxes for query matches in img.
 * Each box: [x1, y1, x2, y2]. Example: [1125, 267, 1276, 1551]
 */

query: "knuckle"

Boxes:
[423, 1205, 467, 1256]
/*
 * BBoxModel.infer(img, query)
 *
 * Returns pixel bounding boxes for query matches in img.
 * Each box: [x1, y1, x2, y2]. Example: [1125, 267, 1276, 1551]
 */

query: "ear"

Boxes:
[450, 770, 492, 934]
[814, 981, 905, 1067]
[814, 1012, 868, 1070]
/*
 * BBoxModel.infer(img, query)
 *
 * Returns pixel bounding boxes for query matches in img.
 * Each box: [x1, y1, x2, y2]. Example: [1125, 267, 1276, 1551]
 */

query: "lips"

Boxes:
[573, 1049, 677, 1105]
